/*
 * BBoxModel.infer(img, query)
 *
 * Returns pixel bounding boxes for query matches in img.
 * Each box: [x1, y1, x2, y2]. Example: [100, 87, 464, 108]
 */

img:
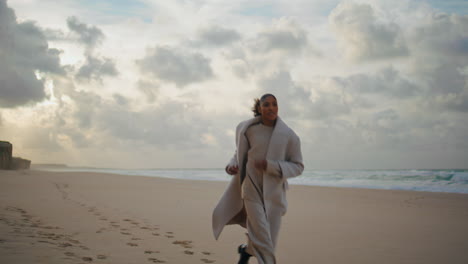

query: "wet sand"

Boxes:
[0, 170, 467, 264]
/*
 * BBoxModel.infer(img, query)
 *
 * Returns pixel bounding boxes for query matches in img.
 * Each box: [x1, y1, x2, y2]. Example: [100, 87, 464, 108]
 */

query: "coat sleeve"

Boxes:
[225, 122, 242, 174]
[276, 134, 304, 180]
[225, 151, 238, 174]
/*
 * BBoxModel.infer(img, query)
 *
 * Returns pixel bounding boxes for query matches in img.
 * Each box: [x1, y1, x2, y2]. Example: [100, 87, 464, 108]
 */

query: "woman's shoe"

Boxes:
[237, 244, 251, 264]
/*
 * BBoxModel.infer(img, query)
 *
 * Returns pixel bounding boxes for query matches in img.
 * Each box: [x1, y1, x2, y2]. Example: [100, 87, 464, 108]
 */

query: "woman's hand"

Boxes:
[254, 160, 267, 171]
[226, 165, 239, 175]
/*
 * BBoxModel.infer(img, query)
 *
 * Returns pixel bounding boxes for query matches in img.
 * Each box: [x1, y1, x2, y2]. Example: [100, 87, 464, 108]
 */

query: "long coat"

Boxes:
[212, 116, 304, 240]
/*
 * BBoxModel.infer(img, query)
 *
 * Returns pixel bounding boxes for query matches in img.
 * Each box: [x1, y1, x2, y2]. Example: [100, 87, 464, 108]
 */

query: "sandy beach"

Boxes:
[0, 170, 467, 264]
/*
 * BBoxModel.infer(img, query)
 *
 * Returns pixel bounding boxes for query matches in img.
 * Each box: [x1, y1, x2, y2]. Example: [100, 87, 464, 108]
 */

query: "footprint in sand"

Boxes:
[37, 240, 56, 245]
[42, 225, 59, 230]
[152, 232, 160, 236]
[127, 242, 139, 247]
[148, 257, 166, 263]
[145, 250, 160, 254]
[82, 256, 93, 262]
[97, 254, 107, 260]
[165, 232, 174, 238]
[59, 242, 74, 248]
[184, 250, 194, 255]
[202, 251, 212, 255]
[67, 239, 80, 244]
[172, 240, 193, 248]
[201, 258, 215, 263]
[64, 252, 75, 257]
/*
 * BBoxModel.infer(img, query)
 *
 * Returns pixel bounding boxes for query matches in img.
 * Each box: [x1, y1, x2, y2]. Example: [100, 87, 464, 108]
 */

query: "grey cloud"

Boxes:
[43, 28, 67, 41]
[330, 2, 408, 61]
[75, 55, 118, 82]
[231, 59, 251, 79]
[356, 108, 468, 153]
[52, 17, 118, 83]
[372, 109, 399, 127]
[67, 16, 104, 50]
[432, 91, 468, 113]
[354, 108, 410, 149]
[0, 68, 45, 108]
[196, 26, 241, 46]
[407, 12, 468, 111]
[49, 80, 214, 150]
[453, 37, 468, 54]
[91, 98, 214, 149]
[137, 46, 213, 87]
[424, 62, 466, 94]
[45, 17, 108, 52]
[257, 71, 350, 120]
[409, 13, 468, 95]
[256, 30, 307, 51]
[257, 71, 309, 117]
[14, 22, 64, 73]
[342, 67, 420, 98]
[252, 19, 307, 53]
[0, 0, 64, 108]
[25, 78, 100, 148]
[137, 80, 159, 103]
[306, 90, 352, 120]
[447, 94, 468, 112]
[66, 89, 103, 129]
[113, 94, 128, 106]
[412, 12, 468, 57]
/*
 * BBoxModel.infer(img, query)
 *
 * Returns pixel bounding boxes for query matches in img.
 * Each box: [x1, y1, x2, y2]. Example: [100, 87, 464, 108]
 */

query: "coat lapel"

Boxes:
[266, 117, 288, 161]
[237, 116, 261, 183]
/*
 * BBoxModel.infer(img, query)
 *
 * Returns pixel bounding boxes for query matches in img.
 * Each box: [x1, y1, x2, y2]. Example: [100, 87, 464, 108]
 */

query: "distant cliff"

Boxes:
[0, 141, 31, 170]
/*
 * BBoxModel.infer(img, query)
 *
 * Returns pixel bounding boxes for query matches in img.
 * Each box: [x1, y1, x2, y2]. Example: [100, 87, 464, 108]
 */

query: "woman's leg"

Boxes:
[269, 208, 282, 249]
[244, 199, 276, 264]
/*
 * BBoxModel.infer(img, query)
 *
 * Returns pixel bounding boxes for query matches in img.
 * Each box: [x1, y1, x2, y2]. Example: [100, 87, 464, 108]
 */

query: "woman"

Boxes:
[212, 94, 304, 264]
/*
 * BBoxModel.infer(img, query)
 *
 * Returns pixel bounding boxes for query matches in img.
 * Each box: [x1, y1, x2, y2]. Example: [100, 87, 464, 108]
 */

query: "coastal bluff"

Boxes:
[0, 141, 31, 170]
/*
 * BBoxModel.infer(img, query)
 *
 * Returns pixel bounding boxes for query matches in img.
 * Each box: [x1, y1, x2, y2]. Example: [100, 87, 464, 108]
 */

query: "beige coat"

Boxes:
[212, 116, 304, 240]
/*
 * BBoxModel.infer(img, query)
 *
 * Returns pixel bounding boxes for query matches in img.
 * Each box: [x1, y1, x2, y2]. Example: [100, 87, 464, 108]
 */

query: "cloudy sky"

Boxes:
[1, 0, 467, 169]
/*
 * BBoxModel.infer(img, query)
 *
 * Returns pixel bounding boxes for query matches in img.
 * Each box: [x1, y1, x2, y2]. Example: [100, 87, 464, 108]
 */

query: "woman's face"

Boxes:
[259, 96, 278, 124]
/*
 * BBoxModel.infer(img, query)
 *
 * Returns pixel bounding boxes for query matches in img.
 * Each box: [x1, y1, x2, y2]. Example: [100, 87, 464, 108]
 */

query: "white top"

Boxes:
[242, 122, 281, 201]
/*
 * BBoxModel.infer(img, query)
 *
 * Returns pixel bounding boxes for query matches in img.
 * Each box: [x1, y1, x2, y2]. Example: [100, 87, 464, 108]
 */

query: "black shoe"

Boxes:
[237, 244, 251, 264]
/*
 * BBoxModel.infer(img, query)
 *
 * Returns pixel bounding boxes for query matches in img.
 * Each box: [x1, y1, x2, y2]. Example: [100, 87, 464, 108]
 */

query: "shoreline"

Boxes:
[31, 167, 468, 195]
[1, 170, 468, 264]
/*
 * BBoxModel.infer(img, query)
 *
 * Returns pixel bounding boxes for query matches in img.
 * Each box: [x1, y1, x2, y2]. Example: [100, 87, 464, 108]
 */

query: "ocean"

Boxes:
[34, 166, 468, 194]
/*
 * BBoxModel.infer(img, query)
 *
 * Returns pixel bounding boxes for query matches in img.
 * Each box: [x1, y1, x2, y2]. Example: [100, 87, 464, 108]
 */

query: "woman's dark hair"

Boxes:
[252, 93, 277, 117]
